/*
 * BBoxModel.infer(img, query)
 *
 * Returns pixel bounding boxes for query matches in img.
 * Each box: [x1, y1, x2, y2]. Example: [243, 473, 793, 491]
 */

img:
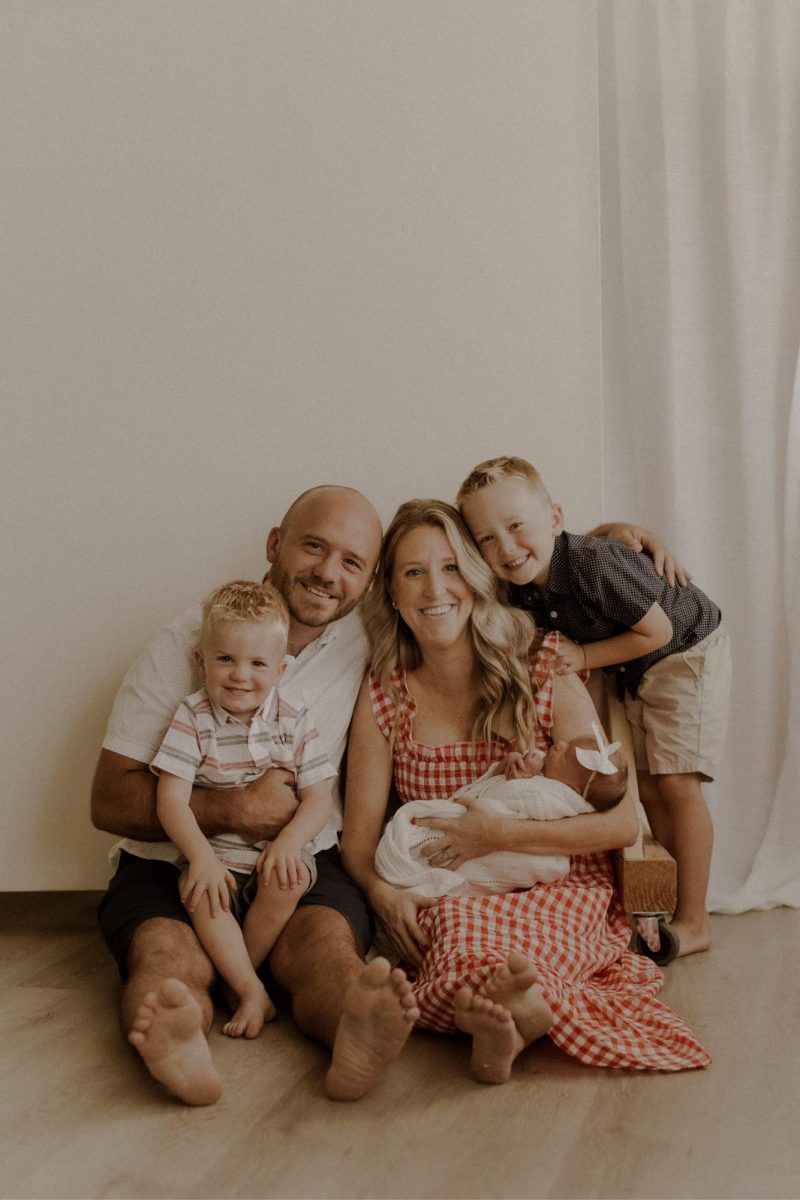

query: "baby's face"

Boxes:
[542, 736, 596, 790]
[460, 476, 563, 588]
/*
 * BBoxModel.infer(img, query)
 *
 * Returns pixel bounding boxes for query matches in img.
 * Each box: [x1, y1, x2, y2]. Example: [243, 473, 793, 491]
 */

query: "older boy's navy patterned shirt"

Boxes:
[508, 532, 721, 696]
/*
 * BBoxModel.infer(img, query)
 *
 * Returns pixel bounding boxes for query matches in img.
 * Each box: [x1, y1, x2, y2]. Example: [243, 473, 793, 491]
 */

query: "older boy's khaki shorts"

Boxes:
[623, 622, 732, 782]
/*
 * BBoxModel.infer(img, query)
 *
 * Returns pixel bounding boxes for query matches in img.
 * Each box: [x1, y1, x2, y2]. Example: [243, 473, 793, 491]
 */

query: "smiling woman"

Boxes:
[340, 498, 711, 1084]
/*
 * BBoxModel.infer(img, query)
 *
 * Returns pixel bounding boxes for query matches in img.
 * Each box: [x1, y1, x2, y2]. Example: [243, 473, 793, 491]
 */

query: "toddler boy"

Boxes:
[152, 580, 335, 1038]
[457, 457, 732, 957]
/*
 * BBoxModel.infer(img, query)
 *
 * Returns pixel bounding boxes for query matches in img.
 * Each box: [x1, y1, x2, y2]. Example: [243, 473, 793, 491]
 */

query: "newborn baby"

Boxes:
[375, 723, 628, 898]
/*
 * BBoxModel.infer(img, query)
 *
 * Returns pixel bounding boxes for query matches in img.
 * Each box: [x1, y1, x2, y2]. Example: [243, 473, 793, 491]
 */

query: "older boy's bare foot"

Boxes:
[669, 916, 711, 958]
[324, 957, 419, 1101]
[128, 978, 222, 1106]
[454, 986, 524, 1084]
[479, 951, 554, 1044]
[221, 984, 276, 1039]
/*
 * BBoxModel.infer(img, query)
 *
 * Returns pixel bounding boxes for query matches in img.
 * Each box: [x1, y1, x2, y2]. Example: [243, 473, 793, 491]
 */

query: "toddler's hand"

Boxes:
[180, 853, 237, 917]
[503, 749, 545, 779]
[258, 837, 307, 890]
[555, 636, 586, 676]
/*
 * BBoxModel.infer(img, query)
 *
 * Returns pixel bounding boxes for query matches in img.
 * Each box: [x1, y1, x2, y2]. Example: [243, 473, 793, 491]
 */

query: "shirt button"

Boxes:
[619, 666, 626, 673]
[549, 610, 558, 619]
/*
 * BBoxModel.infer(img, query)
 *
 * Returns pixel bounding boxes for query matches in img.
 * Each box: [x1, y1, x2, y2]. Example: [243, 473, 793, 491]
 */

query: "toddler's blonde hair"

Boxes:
[200, 579, 289, 645]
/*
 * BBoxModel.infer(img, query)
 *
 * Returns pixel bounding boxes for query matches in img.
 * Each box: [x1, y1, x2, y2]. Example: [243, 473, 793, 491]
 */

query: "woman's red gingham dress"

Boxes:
[369, 633, 710, 1071]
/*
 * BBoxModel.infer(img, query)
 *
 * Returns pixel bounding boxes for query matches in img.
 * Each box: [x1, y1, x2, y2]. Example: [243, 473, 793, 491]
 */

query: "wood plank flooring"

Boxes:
[1, 893, 798, 1200]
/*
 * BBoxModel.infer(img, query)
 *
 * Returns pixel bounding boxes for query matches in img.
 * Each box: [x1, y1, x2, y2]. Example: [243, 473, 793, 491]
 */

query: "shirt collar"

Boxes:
[208, 686, 278, 728]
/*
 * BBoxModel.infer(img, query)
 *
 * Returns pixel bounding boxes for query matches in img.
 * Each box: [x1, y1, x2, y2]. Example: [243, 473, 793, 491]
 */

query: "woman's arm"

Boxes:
[416, 672, 639, 863]
[341, 677, 437, 964]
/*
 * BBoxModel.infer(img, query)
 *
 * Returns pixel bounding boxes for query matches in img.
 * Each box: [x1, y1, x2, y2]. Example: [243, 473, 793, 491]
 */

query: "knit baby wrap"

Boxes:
[375, 765, 593, 897]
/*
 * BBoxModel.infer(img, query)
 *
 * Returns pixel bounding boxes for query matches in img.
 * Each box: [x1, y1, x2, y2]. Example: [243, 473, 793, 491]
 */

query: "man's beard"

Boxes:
[267, 556, 359, 628]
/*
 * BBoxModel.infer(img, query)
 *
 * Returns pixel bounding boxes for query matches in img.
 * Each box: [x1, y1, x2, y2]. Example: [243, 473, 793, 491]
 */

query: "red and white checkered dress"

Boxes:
[369, 632, 710, 1071]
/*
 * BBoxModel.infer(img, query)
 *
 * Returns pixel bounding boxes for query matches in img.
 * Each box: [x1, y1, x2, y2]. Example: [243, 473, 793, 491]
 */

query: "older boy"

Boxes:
[458, 457, 732, 958]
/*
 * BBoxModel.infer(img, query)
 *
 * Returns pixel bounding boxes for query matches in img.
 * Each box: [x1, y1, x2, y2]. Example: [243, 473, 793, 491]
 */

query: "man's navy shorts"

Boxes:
[97, 846, 374, 980]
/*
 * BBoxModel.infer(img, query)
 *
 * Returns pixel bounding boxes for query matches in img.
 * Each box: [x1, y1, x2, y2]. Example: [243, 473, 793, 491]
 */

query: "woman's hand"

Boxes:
[370, 881, 439, 967]
[414, 795, 501, 868]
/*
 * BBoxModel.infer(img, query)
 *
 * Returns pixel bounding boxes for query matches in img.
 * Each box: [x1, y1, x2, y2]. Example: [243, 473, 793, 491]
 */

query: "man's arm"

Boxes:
[90, 749, 299, 843]
[587, 522, 689, 588]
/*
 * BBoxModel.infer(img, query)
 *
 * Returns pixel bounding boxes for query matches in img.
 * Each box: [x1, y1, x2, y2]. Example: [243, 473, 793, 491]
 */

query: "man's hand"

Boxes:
[180, 851, 237, 916]
[227, 768, 298, 843]
[555, 635, 586, 676]
[588, 523, 690, 587]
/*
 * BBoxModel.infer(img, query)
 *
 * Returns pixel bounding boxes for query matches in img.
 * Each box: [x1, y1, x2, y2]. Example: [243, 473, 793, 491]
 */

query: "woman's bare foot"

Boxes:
[478, 951, 554, 1044]
[128, 978, 222, 1106]
[221, 983, 276, 1039]
[669, 916, 712, 958]
[325, 957, 419, 1101]
[454, 986, 524, 1084]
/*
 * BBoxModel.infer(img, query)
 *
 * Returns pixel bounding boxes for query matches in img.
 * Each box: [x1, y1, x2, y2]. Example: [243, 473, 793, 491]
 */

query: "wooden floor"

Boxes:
[1, 894, 798, 1200]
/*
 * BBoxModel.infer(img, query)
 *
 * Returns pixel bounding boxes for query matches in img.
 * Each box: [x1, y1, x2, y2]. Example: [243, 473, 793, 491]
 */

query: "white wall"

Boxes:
[2, 1, 603, 888]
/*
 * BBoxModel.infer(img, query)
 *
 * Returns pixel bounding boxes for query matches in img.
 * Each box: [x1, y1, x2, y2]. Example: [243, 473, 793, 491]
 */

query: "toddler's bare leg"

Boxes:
[190, 895, 272, 1038]
[655, 772, 713, 956]
[242, 866, 310, 972]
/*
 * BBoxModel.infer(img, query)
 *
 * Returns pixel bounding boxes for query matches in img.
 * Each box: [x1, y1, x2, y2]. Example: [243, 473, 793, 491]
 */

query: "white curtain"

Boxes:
[598, 0, 800, 910]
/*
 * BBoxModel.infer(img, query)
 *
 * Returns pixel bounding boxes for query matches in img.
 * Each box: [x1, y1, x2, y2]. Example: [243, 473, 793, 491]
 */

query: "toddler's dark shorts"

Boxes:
[97, 845, 374, 982]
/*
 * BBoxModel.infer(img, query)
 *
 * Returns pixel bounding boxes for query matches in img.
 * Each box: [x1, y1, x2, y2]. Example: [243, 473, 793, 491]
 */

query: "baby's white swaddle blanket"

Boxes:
[375, 766, 593, 897]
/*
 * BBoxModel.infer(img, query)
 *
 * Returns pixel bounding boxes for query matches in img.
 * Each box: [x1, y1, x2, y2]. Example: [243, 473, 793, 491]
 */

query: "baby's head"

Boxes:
[543, 735, 628, 813]
[456, 456, 563, 588]
[196, 580, 290, 720]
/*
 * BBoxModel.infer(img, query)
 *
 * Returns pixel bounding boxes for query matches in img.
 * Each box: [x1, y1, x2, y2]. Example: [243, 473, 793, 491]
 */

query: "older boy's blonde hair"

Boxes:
[456, 456, 552, 509]
[200, 580, 289, 644]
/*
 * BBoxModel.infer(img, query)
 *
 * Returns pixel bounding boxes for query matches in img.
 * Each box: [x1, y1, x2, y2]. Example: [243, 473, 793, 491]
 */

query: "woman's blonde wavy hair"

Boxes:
[366, 499, 538, 751]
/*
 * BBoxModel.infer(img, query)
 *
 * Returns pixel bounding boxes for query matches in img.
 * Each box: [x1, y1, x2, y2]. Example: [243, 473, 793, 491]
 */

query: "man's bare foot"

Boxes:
[478, 951, 554, 1044]
[324, 957, 419, 1101]
[669, 916, 712, 958]
[454, 986, 524, 1084]
[128, 978, 222, 1106]
[221, 983, 276, 1039]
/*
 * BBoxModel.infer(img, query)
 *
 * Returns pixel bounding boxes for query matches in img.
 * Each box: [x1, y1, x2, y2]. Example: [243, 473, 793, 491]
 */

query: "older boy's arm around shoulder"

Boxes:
[587, 522, 689, 587]
[91, 749, 298, 842]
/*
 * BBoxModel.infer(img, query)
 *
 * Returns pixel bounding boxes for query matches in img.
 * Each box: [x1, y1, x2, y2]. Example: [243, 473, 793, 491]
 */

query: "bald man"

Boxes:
[92, 487, 418, 1104]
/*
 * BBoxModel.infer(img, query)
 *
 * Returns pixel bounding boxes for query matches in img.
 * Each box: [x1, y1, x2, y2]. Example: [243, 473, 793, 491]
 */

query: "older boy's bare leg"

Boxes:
[656, 772, 713, 956]
[270, 906, 418, 1100]
[122, 919, 222, 1106]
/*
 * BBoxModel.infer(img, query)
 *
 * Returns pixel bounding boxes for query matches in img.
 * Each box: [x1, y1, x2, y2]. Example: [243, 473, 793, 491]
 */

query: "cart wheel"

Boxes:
[634, 920, 680, 966]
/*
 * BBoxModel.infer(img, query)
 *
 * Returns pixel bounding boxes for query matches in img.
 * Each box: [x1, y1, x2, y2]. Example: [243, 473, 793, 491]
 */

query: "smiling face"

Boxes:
[388, 523, 475, 654]
[196, 618, 287, 722]
[460, 475, 563, 588]
[266, 487, 382, 646]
